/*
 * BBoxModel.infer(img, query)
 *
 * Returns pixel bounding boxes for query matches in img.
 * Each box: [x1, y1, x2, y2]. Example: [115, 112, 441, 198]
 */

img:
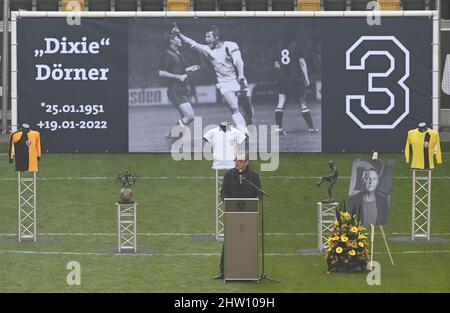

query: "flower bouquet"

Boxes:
[325, 206, 370, 273]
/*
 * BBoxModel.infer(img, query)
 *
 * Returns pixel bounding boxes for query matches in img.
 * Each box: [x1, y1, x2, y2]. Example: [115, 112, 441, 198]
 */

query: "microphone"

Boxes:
[239, 174, 243, 184]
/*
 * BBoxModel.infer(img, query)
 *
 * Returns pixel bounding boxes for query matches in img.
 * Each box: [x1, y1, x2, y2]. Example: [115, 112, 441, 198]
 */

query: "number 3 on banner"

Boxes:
[345, 36, 410, 129]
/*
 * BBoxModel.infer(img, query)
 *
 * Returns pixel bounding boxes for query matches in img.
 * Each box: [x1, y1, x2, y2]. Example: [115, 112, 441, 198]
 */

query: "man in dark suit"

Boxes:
[213, 152, 263, 280]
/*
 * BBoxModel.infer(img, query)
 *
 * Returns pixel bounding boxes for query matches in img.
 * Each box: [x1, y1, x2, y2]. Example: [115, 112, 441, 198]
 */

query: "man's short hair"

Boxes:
[235, 152, 249, 162]
[208, 25, 220, 39]
[165, 32, 178, 44]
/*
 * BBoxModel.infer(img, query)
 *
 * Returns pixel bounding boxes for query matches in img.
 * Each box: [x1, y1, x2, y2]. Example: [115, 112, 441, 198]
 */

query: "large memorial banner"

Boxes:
[16, 16, 433, 152]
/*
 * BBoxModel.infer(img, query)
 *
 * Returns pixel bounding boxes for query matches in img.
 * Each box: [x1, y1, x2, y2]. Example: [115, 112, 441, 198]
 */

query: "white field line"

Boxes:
[2, 152, 450, 157]
[1, 176, 450, 181]
[0, 232, 449, 237]
[0, 250, 449, 257]
[0, 232, 314, 236]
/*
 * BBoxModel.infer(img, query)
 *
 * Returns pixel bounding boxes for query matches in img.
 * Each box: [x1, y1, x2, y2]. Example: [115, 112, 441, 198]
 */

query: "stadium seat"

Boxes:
[141, 0, 164, 11]
[246, 0, 268, 11]
[403, 0, 425, 10]
[378, 0, 400, 10]
[193, 0, 216, 10]
[271, 0, 294, 11]
[37, 0, 59, 11]
[88, 0, 110, 11]
[10, 0, 33, 11]
[62, 0, 85, 11]
[218, 0, 242, 11]
[350, 0, 372, 10]
[167, 0, 190, 11]
[298, 0, 320, 11]
[324, 0, 347, 11]
[115, 0, 137, 11]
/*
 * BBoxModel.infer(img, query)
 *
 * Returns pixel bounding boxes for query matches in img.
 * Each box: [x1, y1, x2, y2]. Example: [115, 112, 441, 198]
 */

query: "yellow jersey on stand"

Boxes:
[404, 128, 442, 170]
[9, 128, 42, 172]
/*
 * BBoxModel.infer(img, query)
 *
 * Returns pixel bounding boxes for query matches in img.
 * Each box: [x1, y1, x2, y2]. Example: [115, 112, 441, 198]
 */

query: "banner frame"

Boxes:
[10, 10, 439, 135]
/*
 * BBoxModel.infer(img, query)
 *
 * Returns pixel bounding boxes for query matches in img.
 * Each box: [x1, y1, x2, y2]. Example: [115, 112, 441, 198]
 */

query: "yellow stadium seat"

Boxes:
[298, 0, 321, 11]
[62, 0, 85, 11]
[167, 0, 191, 11]
[378, 0, 400, 11]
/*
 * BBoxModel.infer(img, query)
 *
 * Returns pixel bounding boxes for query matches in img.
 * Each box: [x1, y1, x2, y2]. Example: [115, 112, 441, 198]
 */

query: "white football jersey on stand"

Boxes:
[203, 126, 246, 169]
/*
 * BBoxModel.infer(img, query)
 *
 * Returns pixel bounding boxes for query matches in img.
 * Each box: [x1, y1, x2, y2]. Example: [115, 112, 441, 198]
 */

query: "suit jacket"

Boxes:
[220, 166, 262, 199]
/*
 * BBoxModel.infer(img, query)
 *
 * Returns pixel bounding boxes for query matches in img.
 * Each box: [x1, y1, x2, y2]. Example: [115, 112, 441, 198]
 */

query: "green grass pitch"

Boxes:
[0, 143, 449, 292]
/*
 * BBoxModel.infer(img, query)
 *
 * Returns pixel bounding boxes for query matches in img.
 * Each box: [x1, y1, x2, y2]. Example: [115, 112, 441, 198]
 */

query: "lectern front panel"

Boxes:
[224, 198, 259, 281]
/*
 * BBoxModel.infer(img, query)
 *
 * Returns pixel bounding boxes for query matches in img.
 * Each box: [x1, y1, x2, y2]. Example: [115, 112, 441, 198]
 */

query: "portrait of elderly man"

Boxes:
[347, 159, 395, 226]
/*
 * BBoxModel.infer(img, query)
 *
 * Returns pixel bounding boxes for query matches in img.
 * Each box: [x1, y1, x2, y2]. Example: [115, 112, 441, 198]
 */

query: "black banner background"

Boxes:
[17, 18, 129, 152]
[322, 17, 432, 152]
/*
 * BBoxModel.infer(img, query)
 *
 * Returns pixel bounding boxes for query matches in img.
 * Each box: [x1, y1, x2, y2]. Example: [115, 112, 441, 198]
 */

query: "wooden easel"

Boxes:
[369, 152, 395, 267]
[370, 224, 395, 266]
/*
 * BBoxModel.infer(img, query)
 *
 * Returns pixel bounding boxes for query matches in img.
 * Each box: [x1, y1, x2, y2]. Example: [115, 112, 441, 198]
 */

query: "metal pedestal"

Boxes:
[412, 170, 431, 240]
[317, 201, 338, 252]
[116, 203, 137, 253]
[215, 169, 225, 241]
[18, 172, 37, 242]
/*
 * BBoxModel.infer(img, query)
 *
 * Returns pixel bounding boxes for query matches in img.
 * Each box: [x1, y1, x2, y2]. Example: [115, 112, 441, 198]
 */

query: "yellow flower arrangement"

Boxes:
[326, 207, 370, 273]
[342, 212, 351, 220]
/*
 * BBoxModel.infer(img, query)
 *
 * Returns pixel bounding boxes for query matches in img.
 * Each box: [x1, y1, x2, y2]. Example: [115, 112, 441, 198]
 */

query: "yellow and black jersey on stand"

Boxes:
[404, 128, 442, 170]
[9, 128, 42, 172]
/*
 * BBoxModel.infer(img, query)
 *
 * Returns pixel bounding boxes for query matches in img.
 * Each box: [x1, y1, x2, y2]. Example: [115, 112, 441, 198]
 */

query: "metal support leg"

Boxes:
[117, 203, 137, 253]
[317, 202, 322, 251]
[318, 201, 338, 252]
[412, 170, 432, 240]
[215, 170, 225, 241]
[18, 172, 37, 242]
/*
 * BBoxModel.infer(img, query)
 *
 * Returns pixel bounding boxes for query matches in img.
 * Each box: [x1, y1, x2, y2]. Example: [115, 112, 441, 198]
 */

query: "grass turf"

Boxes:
[0, 144, 449, 292]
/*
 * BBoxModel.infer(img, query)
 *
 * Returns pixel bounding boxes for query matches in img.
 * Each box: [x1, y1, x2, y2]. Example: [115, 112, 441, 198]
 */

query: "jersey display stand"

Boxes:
[18, 172, 37, 242]
[215, 169, 225, 241]
[205, 123, 245, 241]
[116, 203, 137, 253]
[411, 169, 432, 240]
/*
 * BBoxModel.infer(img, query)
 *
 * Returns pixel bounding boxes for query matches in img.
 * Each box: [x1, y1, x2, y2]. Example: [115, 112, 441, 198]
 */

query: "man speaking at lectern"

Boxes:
[213, 152, 263, 280]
